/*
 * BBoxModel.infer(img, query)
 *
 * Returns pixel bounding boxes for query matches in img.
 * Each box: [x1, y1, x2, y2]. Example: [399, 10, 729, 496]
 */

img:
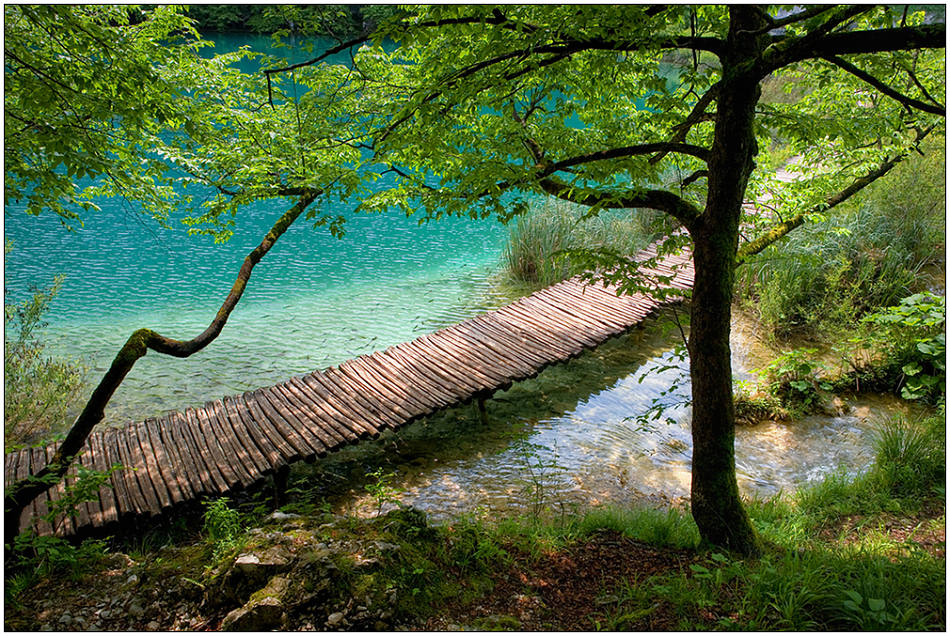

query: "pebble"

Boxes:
[146, 621, 161, 630]
[326, 612, 345, 626]
[128, 603, 145, 618]
[126, 574, 139, 586]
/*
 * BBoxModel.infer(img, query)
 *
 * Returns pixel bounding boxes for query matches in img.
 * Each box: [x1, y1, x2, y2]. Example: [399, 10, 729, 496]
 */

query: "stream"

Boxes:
[290, 310, 918, 519]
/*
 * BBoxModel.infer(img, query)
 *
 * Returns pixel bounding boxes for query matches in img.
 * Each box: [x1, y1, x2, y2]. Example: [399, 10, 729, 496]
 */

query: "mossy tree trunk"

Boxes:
[685, 7, 766, 555]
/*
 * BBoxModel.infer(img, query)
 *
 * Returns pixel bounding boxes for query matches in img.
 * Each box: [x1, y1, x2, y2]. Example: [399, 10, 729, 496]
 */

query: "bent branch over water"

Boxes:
[4, 191, 320, 550]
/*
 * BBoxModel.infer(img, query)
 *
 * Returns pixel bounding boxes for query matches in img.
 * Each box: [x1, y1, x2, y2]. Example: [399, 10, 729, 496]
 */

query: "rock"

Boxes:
[146, 621, 161, 631]
[128, 603, 145, 619]
[326, 612, 345, 627]
[58, 613, 72, 625]
[221, 597, 285, 631]
[126, 574, 140, 586]
[268, 511, 301, 522]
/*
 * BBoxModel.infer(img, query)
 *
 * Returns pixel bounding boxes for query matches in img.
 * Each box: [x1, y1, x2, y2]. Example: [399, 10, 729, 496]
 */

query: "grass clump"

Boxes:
[503, 198, 666, 287]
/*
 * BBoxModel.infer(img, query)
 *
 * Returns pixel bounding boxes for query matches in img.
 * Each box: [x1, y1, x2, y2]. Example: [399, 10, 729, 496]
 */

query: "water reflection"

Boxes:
[291, 311, 915, 519]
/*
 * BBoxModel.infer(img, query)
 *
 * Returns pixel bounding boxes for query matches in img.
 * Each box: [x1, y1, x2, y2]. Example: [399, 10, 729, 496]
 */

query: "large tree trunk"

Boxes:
[686, 6, 766, 555]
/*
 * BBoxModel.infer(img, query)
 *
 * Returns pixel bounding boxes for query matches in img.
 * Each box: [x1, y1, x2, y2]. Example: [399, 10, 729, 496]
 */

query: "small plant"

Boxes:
[365, 468, 404, 517]
[733, 378, 789, 425]
[202, 497, 244, 560]
[759, 348, 832, 414]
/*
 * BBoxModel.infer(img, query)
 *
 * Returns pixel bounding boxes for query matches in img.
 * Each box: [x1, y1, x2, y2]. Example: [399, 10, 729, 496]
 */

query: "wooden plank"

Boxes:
[286, 375, 373, 441]
[358, 351, 453, 410]
[406, 334, 501, 390]
[555, 282, 640, 325]
[163, 412, 211, 497]
[279, 380, 357, 445]
[249, 388, 325, 458]
[114, 429, 151, 515]
[210, 398, 271, 476]
[406, 334, 493, 393]
[490, 305, 584, 354]
[475, 312, 577, 360]
[424, 331, 513, 385]
[15, 448, 46, 535]
[43, 445, 75, 536]
[101, 429, 135, 518]
[543, 286, 629, 334]
[198, 402, 256, 487]
[530, 288, 619, 338]
[142, 418, 185, 505]
[233, 392, 296, 464]
[461, 317, 555, 366]
[74, 440, 104, 528]
[339, 357, 429, 419]
[182, 408, 236, 493]
[88, 432, 120, 525]
[564, 282, 648, 322]
[154, 415, 199, 500]
[266, 384, 343, 451]
[375, 346, 462, 406]
[298, 373, 384, 437]
[316, 368, 403, 432]
[502, 302, 596, 349]
[224, 395, 283, 470]
[256, 387, 329, 458]
[242, 391, 311, 461]
[52, 442, 88, 533]
[445, 324, 541, 374]
[128, 423, 170, 513]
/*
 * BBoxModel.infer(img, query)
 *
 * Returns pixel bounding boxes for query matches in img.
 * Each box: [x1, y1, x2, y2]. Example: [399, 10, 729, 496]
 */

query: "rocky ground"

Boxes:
[5, 505, 945, 631]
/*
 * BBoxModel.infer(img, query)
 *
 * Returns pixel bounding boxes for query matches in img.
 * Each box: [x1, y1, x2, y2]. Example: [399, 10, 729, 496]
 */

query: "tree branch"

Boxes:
[763, 23, 946, 74]
[736, 129, 934, 262]
[650, 83, 719, 165]
[538, 176, 702, 226]
[822, 54, 945, 116]
[4, 190, 320, 543]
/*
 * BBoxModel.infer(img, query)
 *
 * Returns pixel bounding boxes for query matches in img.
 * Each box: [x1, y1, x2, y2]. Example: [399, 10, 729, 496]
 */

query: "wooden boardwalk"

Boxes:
[4, 243, 693, 537]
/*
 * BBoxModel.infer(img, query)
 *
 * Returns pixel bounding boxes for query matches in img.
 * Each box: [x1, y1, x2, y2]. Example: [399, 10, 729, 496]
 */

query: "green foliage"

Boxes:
[872, 409, 945, 499]
[859, 293, 946, 402]
[738, 140, 945, 338]
[185, 5, 402, 37]
[4, 270, 87, 446]
[202, 497, 245, 560]
[503, 198, 660, 287]
[364, 468, 404, 517]
[733, 380, 789, 425]
[758, 348, 833, 415]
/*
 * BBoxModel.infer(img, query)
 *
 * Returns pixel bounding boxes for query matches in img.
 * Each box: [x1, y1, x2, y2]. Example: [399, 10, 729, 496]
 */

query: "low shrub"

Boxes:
[4, 272, 87, 447]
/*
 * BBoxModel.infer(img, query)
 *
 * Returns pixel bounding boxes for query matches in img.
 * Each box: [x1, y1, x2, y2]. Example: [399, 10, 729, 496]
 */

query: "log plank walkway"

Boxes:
[5, 243, 693, 537]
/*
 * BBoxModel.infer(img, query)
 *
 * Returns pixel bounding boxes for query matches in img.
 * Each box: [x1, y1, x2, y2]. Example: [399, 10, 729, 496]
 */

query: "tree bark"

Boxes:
[4, 191, 318, 550]
[686, 7, 766, 555]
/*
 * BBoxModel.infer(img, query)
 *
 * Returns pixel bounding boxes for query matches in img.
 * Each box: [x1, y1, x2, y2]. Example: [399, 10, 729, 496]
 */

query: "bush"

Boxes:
[836, 293, 946, 402]
[503, 198, 663, 287]
[738, 139, 945, 338]
[4, 271, 87, 447]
